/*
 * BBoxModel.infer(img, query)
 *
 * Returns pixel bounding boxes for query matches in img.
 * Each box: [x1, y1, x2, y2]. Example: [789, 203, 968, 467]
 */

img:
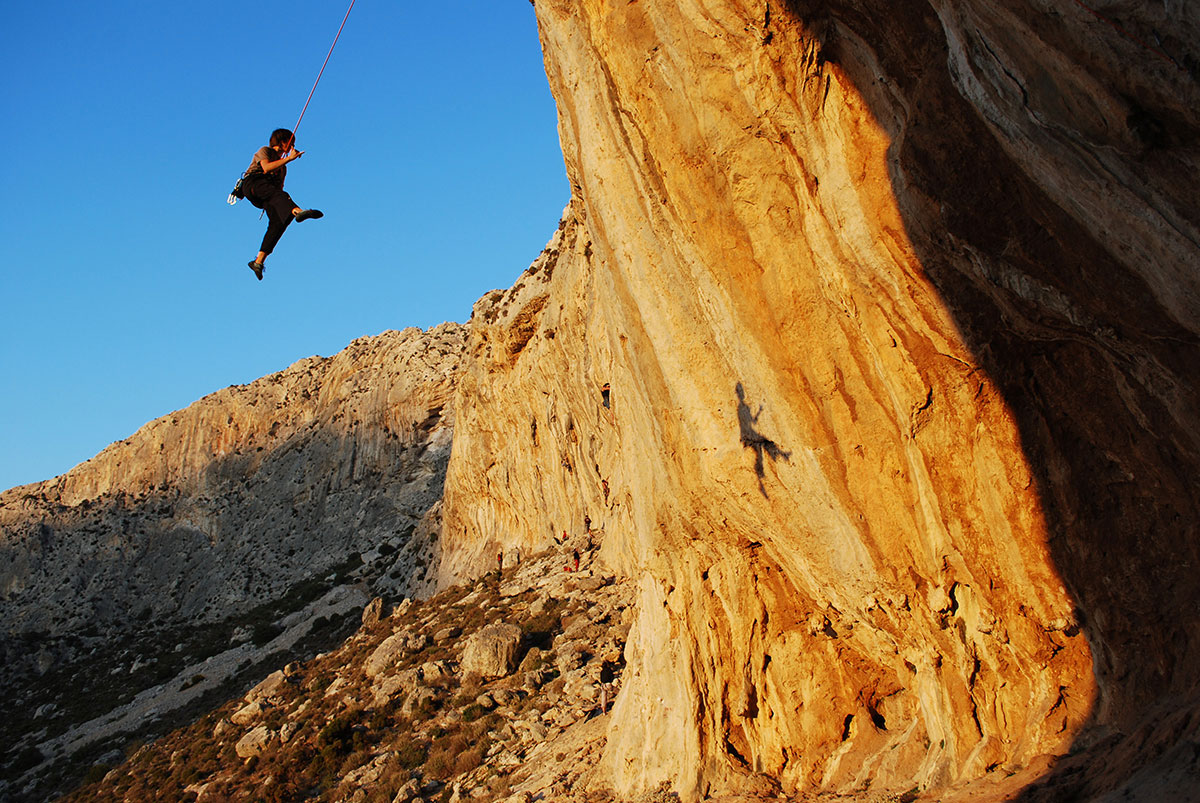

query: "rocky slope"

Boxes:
[0, 324, 466, 799]
[441, 0, 1200, 800]
[3, 1, 1199, 801]
[58, 536, 635, 803]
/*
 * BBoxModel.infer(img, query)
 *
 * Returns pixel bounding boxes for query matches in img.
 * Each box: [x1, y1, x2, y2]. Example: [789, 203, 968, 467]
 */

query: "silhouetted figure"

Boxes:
[736, 382, 791, 496]
[239, 128, 323, 280]
[598, 660, 616, 714]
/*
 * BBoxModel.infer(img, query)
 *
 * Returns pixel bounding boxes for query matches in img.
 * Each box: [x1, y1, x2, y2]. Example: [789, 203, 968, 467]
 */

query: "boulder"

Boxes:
[434, 625, 462, 643]
[461, 622, 523, 679]
[365, 631, 409, 678]
[392, 598, 414, 619]
[244, 669, 286, 704]
[235, 725, 273, 758]
[362, 596, 386, 627]
[518, 646, 546, 672]
[344, 751, 401, 788]
[566, 576, 606, 594]
[230, 700, 266, 725]
[391, 778, 420, 803]
[402, 686, 438, 718]
[523, 668, 550, 691]
[492, 688, 522, 707]
[372, 667, 422, 707]
[555, 642, 587, 675]
[420, 660, 451, 682]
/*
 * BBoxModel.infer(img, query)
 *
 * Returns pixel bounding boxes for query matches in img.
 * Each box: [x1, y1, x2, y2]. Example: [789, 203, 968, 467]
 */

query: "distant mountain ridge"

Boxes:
[4, 0, 1200, 800]
[0, 323, 465, 798]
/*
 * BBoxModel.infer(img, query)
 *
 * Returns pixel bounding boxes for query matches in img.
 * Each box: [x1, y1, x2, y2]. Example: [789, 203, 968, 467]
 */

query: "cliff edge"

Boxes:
[441, 1, 1200, 799]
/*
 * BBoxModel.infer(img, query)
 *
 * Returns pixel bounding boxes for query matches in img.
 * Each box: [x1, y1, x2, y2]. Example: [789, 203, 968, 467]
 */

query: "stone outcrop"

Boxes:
[1, 323, 465, 638]
[461, 622, 524, 679]
[60, 546, 637, 803]
[0, 323, 465, 799]
[4, 1, 1200, 801]
[441, 1, 1200, 800]
[234, 725, 273, 759]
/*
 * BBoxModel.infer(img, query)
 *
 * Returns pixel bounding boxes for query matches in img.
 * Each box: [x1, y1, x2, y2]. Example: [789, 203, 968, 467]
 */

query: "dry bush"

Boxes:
[451, 744, 486, 776]
[424, 732, 470, 779]
[395, 738, 428, 769]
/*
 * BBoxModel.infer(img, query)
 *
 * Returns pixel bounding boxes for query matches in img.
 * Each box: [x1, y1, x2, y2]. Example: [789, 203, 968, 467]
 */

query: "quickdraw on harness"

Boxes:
[228, 0, 356, 205]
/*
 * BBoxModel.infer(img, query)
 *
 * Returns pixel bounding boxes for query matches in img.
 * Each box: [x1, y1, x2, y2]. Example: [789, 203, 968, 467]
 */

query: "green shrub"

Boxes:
[82, 763, 111, 785]
[452, 745, 486, 776]
[460, 703, 486, 722]
[395, 739, 428, 769]
[424, 732, 470, 780]
[318, 709, 365, 757]
[338, 748, 371, 776]
[252, 621, 284, 645]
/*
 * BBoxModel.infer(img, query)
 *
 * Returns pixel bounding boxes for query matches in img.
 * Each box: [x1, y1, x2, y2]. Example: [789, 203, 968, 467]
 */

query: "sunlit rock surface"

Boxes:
[2, 324, 465, 637]
[3, 1, 1198, 800]
[441, 1, 1200, 799]
[0, 324, 465, 798]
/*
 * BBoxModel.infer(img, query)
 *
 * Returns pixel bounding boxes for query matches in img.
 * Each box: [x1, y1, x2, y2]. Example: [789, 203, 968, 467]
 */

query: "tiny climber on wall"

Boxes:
[235, 128, 323, 280]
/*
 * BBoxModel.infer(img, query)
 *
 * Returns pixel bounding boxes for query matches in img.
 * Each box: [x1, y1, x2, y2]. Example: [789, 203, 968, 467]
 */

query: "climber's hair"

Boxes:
[270, 128, 295, 149]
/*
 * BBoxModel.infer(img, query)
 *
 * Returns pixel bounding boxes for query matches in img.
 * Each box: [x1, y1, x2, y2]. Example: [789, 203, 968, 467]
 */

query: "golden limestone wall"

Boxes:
[442, 0, 1200, 799]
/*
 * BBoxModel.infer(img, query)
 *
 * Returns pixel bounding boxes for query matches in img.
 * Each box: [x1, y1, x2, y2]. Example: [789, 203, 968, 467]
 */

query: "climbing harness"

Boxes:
[228, 0, 356, 205]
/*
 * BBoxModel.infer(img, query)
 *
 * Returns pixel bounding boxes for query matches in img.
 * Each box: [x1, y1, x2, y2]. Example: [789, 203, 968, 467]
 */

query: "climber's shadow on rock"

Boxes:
[736, 383, 791, 497]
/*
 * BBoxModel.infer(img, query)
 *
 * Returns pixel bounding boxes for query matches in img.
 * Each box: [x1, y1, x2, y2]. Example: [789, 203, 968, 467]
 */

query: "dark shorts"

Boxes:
[242, 175, 296, 256]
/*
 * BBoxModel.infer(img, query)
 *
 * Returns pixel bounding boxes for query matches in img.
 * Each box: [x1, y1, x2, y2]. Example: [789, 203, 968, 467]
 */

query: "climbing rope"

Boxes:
[233, 0, 355, 208]
[287, 0, 357, 151]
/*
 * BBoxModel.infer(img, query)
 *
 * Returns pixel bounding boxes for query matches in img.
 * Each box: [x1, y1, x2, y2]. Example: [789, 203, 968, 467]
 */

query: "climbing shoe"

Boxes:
[248, 260, 264, 281]
[293, 209, 324, 222]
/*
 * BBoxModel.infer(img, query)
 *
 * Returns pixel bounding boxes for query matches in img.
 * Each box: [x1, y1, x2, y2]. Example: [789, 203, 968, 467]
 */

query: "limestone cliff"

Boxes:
[2, 324, 464, 635]
[0, 324, 464, 795]
[3, 1, 1198, 800]
[441, 1, 1200, 800]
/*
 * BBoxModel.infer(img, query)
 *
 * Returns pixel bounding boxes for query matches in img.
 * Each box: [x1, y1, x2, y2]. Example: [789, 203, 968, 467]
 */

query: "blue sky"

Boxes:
[0, 1, 569, 491]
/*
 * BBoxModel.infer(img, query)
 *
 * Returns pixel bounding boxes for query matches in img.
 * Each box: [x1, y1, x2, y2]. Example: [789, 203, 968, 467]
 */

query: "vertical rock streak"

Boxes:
[443, 0, 1200, 798]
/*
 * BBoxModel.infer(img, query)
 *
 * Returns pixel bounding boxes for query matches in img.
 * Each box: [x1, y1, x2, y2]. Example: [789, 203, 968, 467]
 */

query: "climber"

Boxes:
[239, 128, 323, 280]
[597, 660, 615, 715]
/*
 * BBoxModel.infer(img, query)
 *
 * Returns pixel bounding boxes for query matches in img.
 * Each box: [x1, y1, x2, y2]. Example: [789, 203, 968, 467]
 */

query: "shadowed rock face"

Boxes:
[442, 0, 1200, 799]
[2, 2, 1197, 800]
[1, 325, 465, 639]
[0, 324, 465, 796]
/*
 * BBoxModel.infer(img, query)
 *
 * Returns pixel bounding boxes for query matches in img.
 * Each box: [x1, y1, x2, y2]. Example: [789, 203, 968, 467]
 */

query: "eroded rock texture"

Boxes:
[0, 325, 464, 790]
[1, 324, 465, 639]
[442, 1, 1200, 799]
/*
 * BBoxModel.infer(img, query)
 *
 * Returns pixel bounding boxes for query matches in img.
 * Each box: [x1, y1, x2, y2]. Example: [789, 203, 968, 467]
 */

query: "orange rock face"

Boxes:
[442, 0, 1200, 799]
